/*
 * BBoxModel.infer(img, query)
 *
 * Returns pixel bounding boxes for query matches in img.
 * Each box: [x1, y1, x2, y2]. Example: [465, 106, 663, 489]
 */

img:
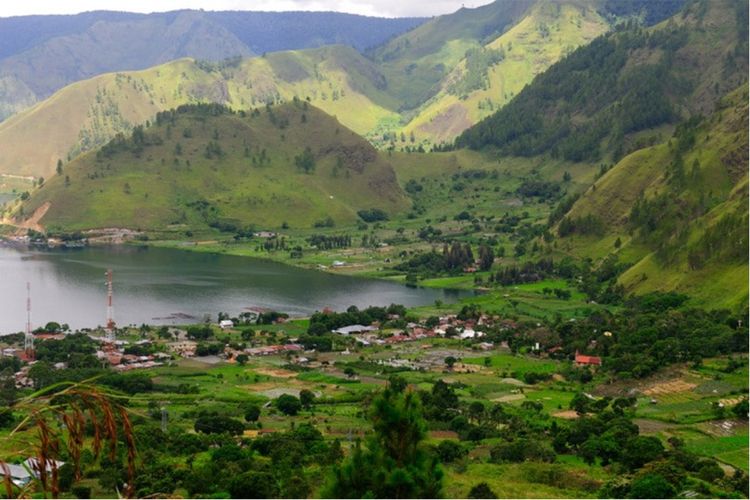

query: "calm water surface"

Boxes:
[0, 245, 470, 333]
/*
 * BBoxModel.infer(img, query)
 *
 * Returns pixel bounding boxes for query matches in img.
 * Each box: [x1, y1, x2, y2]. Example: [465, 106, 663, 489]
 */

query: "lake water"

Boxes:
[0, 245, 470, 333]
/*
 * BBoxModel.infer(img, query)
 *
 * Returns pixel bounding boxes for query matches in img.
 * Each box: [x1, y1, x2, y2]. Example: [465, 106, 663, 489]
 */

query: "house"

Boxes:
[219, 320, 234, 330]
[332, 325, 378, 335]
[459, 328, 484, 339]
[575, 351, 602, 367]
[168, 340, 198, 357]
[0, 463, 31, 487]
[0, 458, 66, 487]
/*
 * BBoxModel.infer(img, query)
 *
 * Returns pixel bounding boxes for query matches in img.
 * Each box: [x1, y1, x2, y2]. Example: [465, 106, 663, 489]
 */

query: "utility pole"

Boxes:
[105, 269, 116, 343]
[161, 406, 168, 433]
[24, 282, 34, 358]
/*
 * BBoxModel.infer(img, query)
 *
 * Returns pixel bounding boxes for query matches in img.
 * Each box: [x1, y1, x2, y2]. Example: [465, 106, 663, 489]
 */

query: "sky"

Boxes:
[0, 0, 494, 19]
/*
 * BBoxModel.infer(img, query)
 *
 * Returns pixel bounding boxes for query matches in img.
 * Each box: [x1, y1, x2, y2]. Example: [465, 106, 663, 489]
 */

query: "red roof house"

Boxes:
[575, 351, 602, 366]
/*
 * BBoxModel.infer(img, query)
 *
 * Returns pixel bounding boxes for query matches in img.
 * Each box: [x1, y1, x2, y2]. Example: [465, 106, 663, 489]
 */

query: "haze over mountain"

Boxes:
[0, 0, 687, 179]
[0, 9, 425, 121]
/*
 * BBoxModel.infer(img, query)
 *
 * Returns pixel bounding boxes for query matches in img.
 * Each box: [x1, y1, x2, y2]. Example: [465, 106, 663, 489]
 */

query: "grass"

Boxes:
[402, 2, 609, 145]
[0, 46, 399, 179]
[23, 102, 409, 231]
[559, 88, 749, 312]
[685, 433, 750, 471]
[463, 353, 557, 376]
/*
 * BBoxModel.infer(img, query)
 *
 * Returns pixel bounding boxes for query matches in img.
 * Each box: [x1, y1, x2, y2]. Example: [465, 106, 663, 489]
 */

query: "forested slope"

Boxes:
[456, 0, 748, 163]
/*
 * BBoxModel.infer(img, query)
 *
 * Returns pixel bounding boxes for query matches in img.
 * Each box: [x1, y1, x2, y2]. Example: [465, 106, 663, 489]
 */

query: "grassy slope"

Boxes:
[456, 0, 747, 162]
[0, 1, 622, 177]
[557, 86, 748, 310]
[0, 45, 399, 179]
[368, 0, 537, 110]
[403, 1, 608, 145]
[21, 103, 409, 231]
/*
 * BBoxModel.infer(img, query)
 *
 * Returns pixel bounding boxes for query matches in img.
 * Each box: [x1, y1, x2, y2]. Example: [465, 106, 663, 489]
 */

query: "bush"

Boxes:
[72, 486, 91, 499]
[357, 208, 388, 222]
[276, 394, 302, 416]
[468, 482, 497, 498]
[627, 474, 675, 499]
[436, 440, 466, 463]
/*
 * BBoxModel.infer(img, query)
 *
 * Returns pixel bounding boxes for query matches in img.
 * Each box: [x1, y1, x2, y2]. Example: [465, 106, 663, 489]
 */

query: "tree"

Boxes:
[468, 401, 486, 424]
[627, 474, 675, 499]
[300, 389, 315, 409]
[294, 147, 316, 173]
[388, 375, 408, 393]
[229, 471, 279, 498]
[194, 412, 244, 435]
[478, 245, 495, 271]
[468, 482, 497, 499]
[276, 394, 302, 416]
[244, 404, 261, 422]
[236, 354, 249, 365]
[436, 440, 465, 463]
[622, 436, 664, 470]
[444, 356, 457, 370]
[324, 387, 443, 498]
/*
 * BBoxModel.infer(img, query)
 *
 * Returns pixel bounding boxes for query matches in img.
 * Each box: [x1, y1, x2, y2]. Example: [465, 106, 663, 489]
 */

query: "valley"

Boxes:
[0, 0, 747, 498]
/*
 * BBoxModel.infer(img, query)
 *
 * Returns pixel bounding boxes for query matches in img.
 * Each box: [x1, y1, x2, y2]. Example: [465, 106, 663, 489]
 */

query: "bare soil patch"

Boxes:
[255, 367, 298, 378]
[643, 379, 697, 396]
[553, 410, 580, 420]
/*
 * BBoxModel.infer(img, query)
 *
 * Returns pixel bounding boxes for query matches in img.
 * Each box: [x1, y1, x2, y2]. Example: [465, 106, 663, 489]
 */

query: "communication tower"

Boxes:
[24, 282, 34, 358]
[105, 269, 116, 343]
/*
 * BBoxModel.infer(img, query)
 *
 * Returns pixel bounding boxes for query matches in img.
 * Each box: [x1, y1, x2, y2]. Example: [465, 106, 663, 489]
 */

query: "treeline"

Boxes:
[154, 103, 233, 126]
[491, 258, 554, 286]
[307, 304, 408, 335]
[307, 234, 352, 250]
[455, 22, 692, 161]
[395, 242, 483, 276]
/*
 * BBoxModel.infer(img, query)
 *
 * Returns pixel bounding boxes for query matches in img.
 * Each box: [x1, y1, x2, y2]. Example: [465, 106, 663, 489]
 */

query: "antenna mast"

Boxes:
[105, 269, 116, 342]
[24, 282, 34, 358]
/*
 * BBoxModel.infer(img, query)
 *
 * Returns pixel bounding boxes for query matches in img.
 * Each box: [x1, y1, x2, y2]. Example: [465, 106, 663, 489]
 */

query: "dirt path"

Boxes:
[5, 201, 50, 232]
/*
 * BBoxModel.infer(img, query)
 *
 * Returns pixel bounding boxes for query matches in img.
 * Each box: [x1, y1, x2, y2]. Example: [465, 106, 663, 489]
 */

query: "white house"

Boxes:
[332, 325, 378, 335]
[219, 320, 234, 330]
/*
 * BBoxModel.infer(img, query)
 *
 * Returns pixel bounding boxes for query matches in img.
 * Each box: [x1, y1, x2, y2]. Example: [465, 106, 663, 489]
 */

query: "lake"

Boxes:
[0, 244, 471, 333]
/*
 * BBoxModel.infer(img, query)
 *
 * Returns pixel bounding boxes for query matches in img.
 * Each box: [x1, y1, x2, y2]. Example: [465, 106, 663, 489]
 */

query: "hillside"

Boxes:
[0, 10, 424, 121]
[554, 86, 748, 310]
[368, 0, 536, 110]
[456, 0, 748, 162]
[400, 0, 609, 145]
[15, 102, 410, 231]
[0, 46, 401, 178]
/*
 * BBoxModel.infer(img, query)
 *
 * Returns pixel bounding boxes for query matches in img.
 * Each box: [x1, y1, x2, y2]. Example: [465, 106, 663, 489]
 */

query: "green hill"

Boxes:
[16, 102, 409, 232]
[0, 46, 400, 179]
[456, 0, 748, 162]
[368, 0, 536, 110]
[554, 86, 748, 310]
[400, 0, 609, 146]
[0, 10, 425, 122]
[0, 0, 634, 179]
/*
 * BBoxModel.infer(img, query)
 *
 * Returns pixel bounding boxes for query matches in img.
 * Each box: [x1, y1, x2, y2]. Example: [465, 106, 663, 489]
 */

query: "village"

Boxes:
[1, 305, 605, 393]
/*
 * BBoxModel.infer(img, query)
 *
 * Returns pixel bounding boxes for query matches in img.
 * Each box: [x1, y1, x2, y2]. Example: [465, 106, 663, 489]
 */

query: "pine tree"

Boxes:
[323, 383, 443, 498]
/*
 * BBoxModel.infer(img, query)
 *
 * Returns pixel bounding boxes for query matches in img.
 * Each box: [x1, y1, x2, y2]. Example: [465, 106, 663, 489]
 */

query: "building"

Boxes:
[575, 351, 602, 367]
[332, 325, 378, 335]
[219, 320, 234, 329]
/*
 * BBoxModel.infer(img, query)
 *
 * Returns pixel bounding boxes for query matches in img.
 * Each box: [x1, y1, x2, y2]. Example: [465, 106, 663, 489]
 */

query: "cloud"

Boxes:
[0, 0, 494, 18]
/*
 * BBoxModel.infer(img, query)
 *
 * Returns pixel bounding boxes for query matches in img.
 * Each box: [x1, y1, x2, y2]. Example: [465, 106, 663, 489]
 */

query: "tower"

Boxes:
[161, 406, 168, 433]
[105, 269, 116, 343]
[24, 282, 34, 358]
